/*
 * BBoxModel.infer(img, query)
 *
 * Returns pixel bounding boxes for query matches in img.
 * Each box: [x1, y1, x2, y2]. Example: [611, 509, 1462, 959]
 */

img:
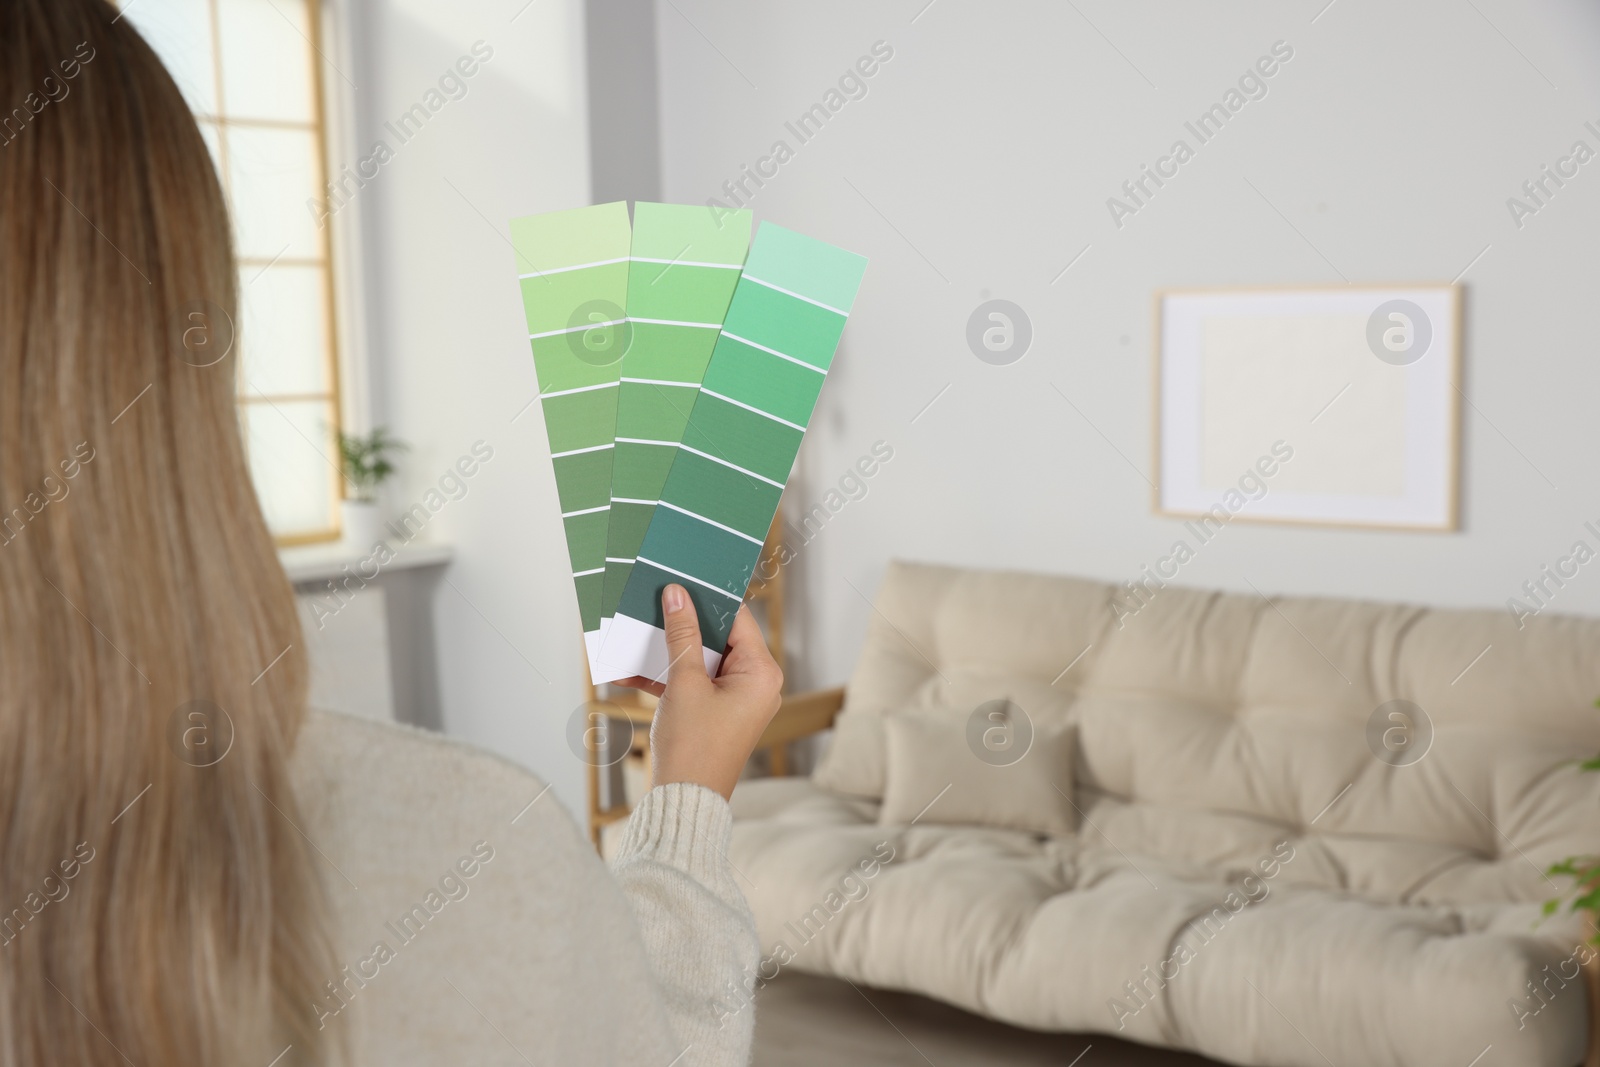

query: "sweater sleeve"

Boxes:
[610, 782, 761, 1067]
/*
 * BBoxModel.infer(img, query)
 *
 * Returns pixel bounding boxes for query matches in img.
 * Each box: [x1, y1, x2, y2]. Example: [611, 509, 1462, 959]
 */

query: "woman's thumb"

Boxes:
[661, 585, 708, 685]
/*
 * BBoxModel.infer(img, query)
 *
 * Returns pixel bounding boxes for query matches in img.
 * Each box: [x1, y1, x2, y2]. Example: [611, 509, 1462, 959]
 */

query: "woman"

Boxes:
[0, 2, 780, 1064]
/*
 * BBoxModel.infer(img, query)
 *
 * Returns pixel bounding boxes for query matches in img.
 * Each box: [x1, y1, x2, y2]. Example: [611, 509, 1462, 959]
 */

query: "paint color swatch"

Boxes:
[599, 203, 752, 675]
[509, 201, 631, 678]
[599, 223, 867, 681]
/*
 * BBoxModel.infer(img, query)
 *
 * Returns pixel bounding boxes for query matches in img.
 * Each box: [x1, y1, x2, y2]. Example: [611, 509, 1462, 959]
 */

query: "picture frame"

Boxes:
[1153, 285, 1461, 532]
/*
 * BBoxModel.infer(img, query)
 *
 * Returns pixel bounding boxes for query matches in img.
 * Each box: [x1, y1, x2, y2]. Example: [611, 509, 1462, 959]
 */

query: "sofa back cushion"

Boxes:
[813, 562, 1600, 897]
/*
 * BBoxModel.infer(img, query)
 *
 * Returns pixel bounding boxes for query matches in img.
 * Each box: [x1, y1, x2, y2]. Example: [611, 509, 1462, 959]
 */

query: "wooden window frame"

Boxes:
[188, 0, 347, 546]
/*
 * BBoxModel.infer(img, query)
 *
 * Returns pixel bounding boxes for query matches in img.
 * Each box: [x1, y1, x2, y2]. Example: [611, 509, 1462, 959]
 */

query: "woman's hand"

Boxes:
[613, 584, 783, 801]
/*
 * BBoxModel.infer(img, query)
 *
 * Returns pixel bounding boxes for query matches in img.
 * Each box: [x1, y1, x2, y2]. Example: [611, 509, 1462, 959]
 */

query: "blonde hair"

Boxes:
[0, 1, 338, 1063]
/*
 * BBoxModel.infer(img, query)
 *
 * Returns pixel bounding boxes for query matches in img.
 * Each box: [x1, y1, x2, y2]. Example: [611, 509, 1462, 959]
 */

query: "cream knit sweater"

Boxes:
[290, 708, 759, 1066]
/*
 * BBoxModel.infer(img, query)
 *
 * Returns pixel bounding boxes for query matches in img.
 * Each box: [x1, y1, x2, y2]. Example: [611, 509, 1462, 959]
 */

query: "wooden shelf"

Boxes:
[280, 539, 452, 585]
[585, 509, 822, 847]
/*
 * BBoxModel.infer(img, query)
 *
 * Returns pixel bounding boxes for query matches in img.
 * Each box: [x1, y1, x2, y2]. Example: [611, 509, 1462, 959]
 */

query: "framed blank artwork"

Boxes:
[1154, 285, 1460, 531]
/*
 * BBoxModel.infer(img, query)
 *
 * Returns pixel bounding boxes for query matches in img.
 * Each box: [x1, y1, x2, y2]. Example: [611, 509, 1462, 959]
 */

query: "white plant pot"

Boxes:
[340, 499, 384, 550]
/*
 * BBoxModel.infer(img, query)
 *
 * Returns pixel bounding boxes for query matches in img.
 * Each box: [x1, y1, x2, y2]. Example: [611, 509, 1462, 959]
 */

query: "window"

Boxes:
[119, 0, 344, 544]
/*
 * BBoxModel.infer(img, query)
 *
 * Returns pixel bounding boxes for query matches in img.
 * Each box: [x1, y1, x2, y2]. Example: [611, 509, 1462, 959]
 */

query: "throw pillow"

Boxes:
[878, 701, 1076, 836]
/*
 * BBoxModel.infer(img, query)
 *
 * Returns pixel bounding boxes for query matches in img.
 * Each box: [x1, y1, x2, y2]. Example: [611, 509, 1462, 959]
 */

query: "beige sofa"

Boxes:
[729, 562, 1600, 1067]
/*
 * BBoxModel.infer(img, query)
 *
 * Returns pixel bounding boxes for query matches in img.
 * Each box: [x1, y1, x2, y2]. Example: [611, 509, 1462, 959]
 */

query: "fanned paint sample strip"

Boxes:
[509, 201, 632, 677]
[599, 222, 867, 681]
[599, 202, 751, 672]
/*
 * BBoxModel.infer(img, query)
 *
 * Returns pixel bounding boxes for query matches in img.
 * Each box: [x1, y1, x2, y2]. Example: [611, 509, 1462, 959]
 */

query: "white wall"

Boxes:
[345, 0, 596, 813]
[343, 0, 1600, 814]
[653, 0, 1600, 690]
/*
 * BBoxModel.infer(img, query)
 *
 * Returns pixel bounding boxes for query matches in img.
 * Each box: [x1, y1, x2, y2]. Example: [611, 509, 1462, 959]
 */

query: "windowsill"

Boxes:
[278, 539, 453, 585]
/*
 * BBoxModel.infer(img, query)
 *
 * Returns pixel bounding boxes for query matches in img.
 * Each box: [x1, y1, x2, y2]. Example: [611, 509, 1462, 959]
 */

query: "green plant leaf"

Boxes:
[338, 426, 408, 496]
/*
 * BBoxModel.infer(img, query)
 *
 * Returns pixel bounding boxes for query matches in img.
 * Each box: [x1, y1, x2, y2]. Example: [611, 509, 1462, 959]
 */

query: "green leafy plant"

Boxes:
[1543, 696, 1600, 945]
[338, 427, 407, 503]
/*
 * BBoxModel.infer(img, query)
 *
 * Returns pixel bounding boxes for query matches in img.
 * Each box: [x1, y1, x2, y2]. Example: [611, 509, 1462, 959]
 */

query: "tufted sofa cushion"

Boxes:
[737, 561, 1600, 1067]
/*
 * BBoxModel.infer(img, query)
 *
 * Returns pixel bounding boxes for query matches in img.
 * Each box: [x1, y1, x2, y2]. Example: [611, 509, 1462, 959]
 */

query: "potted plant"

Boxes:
[338, 427, 407, 549]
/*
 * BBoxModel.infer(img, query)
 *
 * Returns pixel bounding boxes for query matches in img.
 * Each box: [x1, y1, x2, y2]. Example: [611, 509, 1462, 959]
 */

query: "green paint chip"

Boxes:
[604, 221, 866, 675]
[615, 382, 700, 441]
[551, 448, 613, 513]
[681, 394, 802, 484]
[528, 337, 624, 393]
[668, 451, 782, 541]
[739, 221, 867, 313]
[600, 559, 635, 616]
[607, 500, 655, 548]
[611, 442, 676, 498]
[573, 570, 605, 631]
[513, 201, 633, 673]
[562, 510, 608, 570]
[639, 504, 758, 594]
[630, 202, 751, 264]
[615, 559, 738, 651]
[701, 340, 826, 426]
[541, 386, 619, 453]
[597, 204, 752, 630]
[721, 281, 848, 369]
[510, 202, 631, 275]
[618, 322, 723, 381]
[626, 263, 746, 323]
[519, 262, 630, 335]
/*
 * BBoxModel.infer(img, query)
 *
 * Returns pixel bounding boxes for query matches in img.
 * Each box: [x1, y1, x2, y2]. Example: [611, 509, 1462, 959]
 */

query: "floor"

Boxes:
[751, 972, 1230, 1067]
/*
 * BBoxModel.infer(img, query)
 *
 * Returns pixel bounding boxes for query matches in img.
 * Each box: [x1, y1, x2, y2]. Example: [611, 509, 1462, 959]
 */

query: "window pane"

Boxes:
[238, 263, 330, 397]
[134, 0, 343, 542]
[217, 0, 314, 123]
[224, 124, 323, 260]
[121, 0, 218, 115]
[241, 399, 337, 536]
